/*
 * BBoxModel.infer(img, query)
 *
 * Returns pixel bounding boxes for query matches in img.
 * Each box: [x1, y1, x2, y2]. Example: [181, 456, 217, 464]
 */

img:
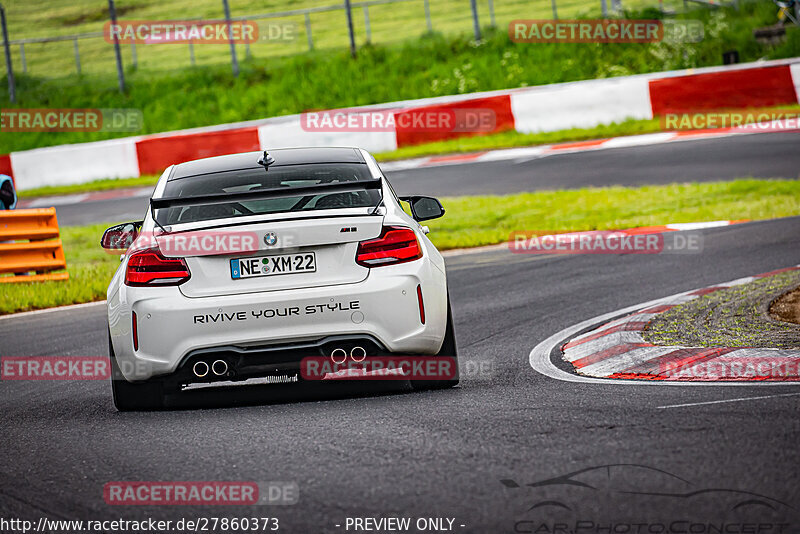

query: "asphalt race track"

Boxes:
[50, 131, 800, 226]
[2, 214, 800, 529]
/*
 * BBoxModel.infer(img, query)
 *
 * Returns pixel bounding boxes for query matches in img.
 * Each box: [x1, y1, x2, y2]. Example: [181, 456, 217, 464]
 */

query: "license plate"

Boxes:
[230, 252, 316, 279]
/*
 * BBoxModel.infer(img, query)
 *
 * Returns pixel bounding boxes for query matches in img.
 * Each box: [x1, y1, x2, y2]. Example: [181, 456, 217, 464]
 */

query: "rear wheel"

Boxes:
[109, 334, 164, 411]
[411, 297, 459, 390]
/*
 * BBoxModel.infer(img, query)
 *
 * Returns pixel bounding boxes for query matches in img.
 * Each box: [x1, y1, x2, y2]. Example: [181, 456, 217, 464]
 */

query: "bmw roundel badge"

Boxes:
[264, 232, 278, 246]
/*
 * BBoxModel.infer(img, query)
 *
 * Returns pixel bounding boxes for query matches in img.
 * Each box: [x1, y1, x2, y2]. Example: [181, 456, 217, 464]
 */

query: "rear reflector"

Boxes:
[416, 284, 425, 325]
[132, 311, 139, 351]
[356, 226, 422, 267]
[125, 247, 191, 286]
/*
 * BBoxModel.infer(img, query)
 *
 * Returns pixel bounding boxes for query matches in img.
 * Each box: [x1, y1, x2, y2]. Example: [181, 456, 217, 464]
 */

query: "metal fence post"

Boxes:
[73, 38, 81, 74]
[19, 42, 25, 73]
[469, 0, 481, 41]
[221, 0, 239, 77]
[423, 0, 432, 32]
[488, 0, 496, 27]
[108, 0, 125, 92]
[0, 3, 15, 103]
[362, 5, 371, 42]
[551, 0, 559, 19]
[189, 41, 196, 66]
[601, 0, 608, 18]
[304, 13, 314, 50]
[344, 0, 357, 57]
[130, 41, 137, 68]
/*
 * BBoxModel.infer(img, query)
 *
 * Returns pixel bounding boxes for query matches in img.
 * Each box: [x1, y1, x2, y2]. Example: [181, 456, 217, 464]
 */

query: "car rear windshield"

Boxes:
[155, 163, 380, 225]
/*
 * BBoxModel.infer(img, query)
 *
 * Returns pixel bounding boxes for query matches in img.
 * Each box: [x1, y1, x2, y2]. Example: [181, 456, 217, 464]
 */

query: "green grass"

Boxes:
[2, 2, 799, 155]
[424, 179, 800, 249]
[2, 0, 661, 78]
[17, 174, 160, 198]
[3, 178, 800, 314]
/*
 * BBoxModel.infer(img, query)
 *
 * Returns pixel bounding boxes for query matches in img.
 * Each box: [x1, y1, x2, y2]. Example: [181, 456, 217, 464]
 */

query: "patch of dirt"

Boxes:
[643, 270, 800, 349]
[770, 286, 800, 325]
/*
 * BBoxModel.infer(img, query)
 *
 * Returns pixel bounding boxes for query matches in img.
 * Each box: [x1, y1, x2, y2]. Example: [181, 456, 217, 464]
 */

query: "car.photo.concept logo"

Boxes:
[503, 464, 796, 532]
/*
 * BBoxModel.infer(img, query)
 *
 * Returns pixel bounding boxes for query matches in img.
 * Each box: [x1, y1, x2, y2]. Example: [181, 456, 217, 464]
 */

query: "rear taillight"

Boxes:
[125, 247, 191, 286]
[356, 226, 422, 267]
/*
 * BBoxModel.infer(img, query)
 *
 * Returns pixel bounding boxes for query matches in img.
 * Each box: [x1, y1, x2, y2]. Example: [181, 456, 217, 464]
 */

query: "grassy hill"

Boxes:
[4, 0, 605, 77]
[0, 0, 797, 154]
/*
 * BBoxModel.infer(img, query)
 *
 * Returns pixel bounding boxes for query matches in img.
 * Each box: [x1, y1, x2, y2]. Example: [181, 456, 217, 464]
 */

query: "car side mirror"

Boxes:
[0, 174, 16, 210]
[101, 221, 143, 253]
[399, 196, 445, 222]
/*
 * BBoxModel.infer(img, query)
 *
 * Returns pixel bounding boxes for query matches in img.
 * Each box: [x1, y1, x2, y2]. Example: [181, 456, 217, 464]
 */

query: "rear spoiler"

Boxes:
[150, 179, 383, 210]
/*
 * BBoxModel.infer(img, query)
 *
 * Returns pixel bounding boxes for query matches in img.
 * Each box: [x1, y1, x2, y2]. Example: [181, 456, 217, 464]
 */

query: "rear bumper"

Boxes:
[108, 259, 447, 382]
[171, 334, 389, 387]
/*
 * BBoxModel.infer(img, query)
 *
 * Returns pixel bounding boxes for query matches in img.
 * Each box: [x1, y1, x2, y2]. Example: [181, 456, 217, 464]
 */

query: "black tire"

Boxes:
[109, 334, 164, 411]
[411, 297, 459, 390]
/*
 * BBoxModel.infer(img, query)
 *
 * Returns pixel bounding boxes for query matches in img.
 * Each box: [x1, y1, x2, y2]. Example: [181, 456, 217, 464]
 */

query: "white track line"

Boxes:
[657, 392, 800, 409]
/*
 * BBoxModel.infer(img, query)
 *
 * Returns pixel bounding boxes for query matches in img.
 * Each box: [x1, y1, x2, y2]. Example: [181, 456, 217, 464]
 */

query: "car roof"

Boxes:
[169, 147, 367, 180]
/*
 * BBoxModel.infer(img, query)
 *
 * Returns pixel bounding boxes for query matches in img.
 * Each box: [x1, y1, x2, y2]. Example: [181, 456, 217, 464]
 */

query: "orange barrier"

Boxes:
[0, 208, 69, 283]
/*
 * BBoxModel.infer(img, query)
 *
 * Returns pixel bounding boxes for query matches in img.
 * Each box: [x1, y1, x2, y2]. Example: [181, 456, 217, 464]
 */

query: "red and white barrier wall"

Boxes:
[5, 58, 800, 190]
[10, 137, 142, 190]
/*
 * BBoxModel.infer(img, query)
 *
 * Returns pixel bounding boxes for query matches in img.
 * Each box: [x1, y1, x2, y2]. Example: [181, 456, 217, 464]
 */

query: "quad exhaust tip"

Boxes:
[330, 348, 348, 364]
[350, 346, 367, 362]
[192, 361, 209, 378]
[212, 359, 228, 376]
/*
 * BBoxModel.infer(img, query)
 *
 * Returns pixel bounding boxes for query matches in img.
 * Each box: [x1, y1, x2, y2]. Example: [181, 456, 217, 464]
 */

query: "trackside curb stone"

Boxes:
[562, 265, 800, 381]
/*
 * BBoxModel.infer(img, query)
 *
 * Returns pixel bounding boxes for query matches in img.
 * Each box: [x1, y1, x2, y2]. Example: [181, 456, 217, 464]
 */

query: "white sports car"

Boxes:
[102, 147, 458, 410]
